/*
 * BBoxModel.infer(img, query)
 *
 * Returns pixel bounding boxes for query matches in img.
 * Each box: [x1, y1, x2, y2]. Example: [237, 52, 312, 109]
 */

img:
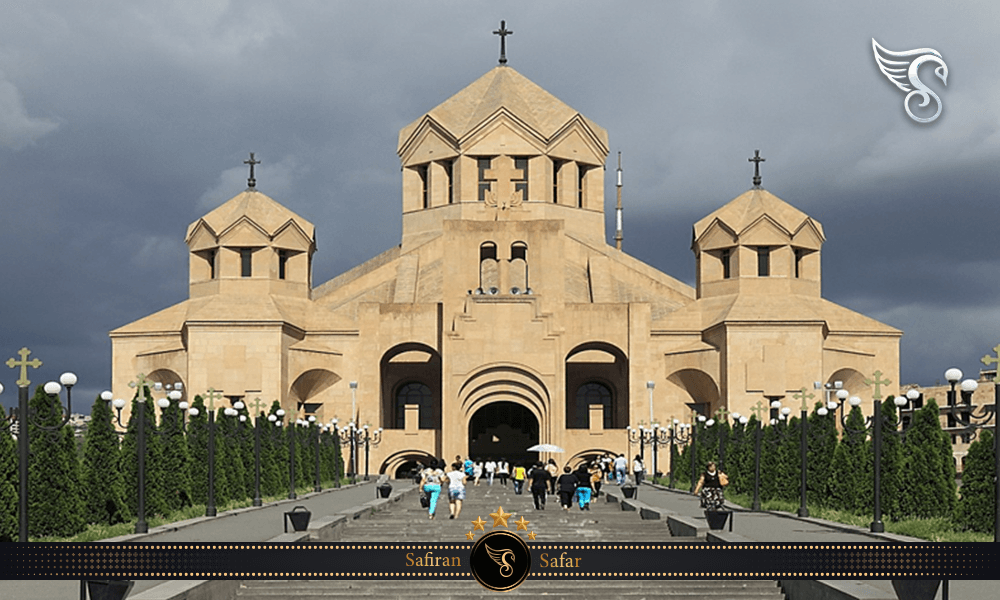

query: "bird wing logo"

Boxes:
[872, 38, 948, 123]
[485, 544, 515, 578]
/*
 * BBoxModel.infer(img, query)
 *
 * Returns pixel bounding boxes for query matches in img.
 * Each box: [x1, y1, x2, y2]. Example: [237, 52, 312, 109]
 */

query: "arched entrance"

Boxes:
[468, 401, 539, 466]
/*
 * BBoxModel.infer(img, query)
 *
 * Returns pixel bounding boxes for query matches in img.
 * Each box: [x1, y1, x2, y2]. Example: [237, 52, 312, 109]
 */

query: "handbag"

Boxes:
[719, 472, 729, 487]
[419, 492, 430, 508]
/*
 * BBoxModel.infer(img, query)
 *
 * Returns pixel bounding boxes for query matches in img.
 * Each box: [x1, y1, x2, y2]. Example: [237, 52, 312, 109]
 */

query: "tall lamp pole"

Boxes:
[2, 349, 76, 542]
[247, 398, 266, 507]
[359, 424, 383, 481]
[945, 356, 999, 543]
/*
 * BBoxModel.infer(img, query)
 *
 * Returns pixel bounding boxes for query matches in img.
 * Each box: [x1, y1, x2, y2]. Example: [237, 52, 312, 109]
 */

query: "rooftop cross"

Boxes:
[6, 347, 42, 388]
[244, 152, 261, 189]
[749, 149, 765, 188]
[493, 20, 513, 65]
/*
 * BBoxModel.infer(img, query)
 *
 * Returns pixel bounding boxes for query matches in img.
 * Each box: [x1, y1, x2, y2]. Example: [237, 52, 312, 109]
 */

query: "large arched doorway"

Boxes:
[468, 401, 539, 466]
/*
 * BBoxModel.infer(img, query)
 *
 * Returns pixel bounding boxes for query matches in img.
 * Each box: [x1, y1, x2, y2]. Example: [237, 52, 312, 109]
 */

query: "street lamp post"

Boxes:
[747, 398, 798, 512]
[336, 421, 359, 484]
[832, 370, 907, 533]
[944, 357, 999, 543]
[358, 424, 383, 481]
[658, 419, 692, 489]
[2, 349, 76, 542]
[247, 398, 266, 507]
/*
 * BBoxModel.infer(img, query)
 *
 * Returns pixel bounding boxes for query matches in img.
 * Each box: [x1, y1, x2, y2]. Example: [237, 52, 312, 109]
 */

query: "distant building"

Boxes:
[110, 61, 900, 476]
[902, 369, 997, 474]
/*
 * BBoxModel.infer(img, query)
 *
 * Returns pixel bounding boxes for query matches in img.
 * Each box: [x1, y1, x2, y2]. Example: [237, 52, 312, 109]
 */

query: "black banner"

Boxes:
[0, 543, 995, 579]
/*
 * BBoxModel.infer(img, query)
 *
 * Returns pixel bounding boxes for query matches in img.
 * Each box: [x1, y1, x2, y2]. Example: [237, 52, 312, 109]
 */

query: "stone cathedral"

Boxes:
[110, 63, 900, 476]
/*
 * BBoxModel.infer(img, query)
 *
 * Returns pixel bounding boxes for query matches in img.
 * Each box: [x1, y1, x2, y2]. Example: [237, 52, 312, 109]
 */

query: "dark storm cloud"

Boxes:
[2, 1, 999, 411]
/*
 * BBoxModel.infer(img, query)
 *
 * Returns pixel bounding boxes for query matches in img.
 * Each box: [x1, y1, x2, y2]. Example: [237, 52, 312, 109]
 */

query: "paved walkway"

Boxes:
[1, 480, 393, 600]
[1, 480, 993, 600]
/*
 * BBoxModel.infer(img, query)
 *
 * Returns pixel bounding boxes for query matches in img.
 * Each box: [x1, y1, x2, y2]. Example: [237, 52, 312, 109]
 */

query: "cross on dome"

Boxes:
[493, 20, 513, 65]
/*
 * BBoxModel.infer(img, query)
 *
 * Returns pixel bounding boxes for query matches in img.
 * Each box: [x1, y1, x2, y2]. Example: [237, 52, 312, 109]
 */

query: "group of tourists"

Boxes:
[417, 453, 729, 519]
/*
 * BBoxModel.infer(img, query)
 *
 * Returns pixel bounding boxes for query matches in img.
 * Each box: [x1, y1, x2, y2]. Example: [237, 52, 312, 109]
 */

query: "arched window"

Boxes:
[574, 382, 613, 429]
[510, 242, 527, 292]
[479, 242, 498, 292]
[395, 382, 433, 429]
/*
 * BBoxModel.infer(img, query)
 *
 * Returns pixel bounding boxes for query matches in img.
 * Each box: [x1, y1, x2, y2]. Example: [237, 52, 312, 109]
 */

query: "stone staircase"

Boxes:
[237, 482, 785, 599]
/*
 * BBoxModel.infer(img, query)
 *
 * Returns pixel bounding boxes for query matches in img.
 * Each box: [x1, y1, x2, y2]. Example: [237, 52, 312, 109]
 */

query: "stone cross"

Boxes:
[981, 344, 1000, 380]
[493, 20, 513, 65]
[750, 400, 768, 421]
[863, 370, 892, 402]
[792, 387, 815, 411]
[129, 373, 154, 403]
[713, 406, 731, 423]
[483, 156, 526, 216]
[749, 149, 765, 188]
[244, 152, 260, 189]
[6, 347, 42, 388]
[204, 387, 224, 411]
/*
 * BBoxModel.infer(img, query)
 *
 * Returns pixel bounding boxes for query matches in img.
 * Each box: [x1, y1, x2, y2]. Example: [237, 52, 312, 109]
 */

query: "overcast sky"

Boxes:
[2, 1, 999, 413]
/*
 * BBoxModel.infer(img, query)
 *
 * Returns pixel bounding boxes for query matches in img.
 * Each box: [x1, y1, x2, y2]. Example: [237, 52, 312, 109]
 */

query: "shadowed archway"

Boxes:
[468, 401, 539, 467]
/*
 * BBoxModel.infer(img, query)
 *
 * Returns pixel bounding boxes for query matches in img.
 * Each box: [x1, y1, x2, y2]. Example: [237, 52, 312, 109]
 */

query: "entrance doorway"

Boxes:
[468, 402, 539, 466]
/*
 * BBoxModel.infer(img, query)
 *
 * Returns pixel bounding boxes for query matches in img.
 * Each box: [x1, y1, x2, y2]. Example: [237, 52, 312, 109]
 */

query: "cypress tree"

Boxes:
[80, 395, 126, 525]
[217, 408, 247, 505]
[759, 420, 781, 502]
[806, 405, 838, 508]
[900, 398, 954, 518]
[260, 414, 282, 496]
[777, 416, 800, 503]
[186, 395, 209, 505]
[27, 385, 86, 538]
[828, 405, 870, 513]
[0, 427, 18, 542]
[121, 390, 167, 519]
[727, 419, 753, 496]
[211, 407, 232, 506]
[878, 398, 905, 521]
[954, 429, 995, 533]
[158, 399, 192, 512]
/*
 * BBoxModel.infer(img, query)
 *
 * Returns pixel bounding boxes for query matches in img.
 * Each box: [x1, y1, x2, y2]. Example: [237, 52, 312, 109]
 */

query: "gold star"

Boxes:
[465, 531, 475, 540]
[514, 516, 530, 531]
[471, 516, 487, 532]
[527, 531, 537, 540]
[489, 506, 512, 528]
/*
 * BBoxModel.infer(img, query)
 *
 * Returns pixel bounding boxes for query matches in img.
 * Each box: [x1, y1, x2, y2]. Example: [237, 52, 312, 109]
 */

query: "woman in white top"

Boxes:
[446, 462, 469, 519]
[419, 459, 446, 519]
[497, 459, 510, 486]
[473, 460, 483, 486]
[632, 455, 645, 486]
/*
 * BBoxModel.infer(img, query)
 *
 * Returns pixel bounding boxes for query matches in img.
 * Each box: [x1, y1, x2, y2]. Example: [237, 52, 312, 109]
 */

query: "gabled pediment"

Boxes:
[459, 109, 547, 155]
[791, 219, 825, 250]
[694, 219, 738, 251]
[218, 216, 270, 247]
[185, 220, 218, 252]
[547, 115, 609, 164]
[273, 220, 315, 252]
[738, 214, 791, 246]
[398, 116, 460, 167]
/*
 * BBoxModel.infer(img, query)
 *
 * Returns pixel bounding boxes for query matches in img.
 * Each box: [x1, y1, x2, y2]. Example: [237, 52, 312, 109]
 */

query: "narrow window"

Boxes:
[479, 242, 498, 291]
[514, 157, 528, 202]
[207, 249, 217, 279]
[477, 157, 493, 202]
[418, 165, 429, 209]
[240, 248, 253, 278]
[445, 160, 454, 204]
[278, 249, 289, 280]
[721, 248, 731, 279]
[577, 165, 586, 208]
[756, 246, 770, 277]
[794, 248, 805, 278]
[552, 159, 561, 203]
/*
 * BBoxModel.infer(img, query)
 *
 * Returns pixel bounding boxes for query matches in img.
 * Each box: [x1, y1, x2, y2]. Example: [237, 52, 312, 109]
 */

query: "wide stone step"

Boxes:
[237, 579, 786, 599]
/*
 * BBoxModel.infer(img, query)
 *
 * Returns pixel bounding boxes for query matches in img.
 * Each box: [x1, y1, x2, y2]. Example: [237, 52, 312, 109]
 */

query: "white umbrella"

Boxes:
[526, 443, 564, 453]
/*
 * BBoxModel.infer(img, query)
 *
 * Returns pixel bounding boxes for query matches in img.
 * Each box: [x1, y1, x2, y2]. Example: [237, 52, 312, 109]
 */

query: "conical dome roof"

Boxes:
[185, 189, 315, 243]
[693, 188, 824, 243]
[398, 66, 607, 149]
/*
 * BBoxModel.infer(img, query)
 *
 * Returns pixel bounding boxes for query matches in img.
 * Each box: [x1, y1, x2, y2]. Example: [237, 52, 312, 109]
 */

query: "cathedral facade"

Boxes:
[110, 65, 901, 475]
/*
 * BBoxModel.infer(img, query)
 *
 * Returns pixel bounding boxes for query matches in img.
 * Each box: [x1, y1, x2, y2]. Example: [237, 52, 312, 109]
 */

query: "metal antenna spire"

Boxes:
[493, 20, 513, 65]
[615, 152, 624, 251]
